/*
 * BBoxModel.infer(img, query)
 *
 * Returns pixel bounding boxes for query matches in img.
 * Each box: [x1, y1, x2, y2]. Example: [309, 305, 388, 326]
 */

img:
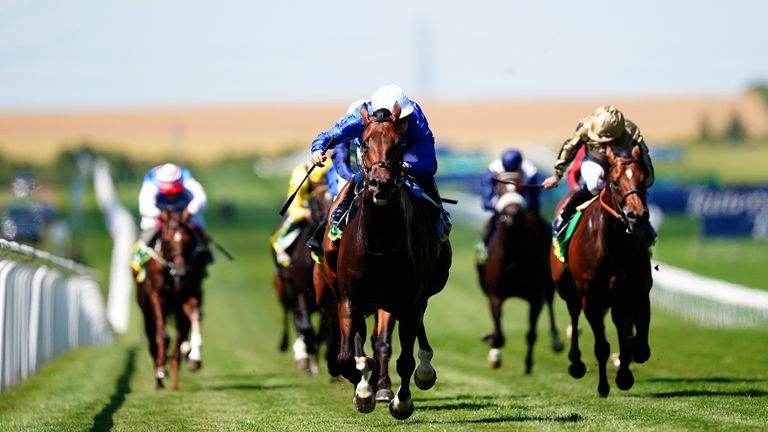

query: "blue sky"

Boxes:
[1, 0, 766, 110]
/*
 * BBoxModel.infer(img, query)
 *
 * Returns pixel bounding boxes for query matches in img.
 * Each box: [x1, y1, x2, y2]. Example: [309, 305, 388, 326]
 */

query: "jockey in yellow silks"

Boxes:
[270, 160, 331, 266]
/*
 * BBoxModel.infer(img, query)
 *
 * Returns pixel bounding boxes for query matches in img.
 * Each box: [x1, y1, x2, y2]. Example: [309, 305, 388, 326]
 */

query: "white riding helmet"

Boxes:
[156, 163, 184, 194]
[370, 85, 414, 118]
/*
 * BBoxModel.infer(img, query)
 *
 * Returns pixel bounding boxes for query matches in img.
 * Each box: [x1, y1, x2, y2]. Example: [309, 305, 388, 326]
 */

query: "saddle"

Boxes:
[552, 196, 598, 263]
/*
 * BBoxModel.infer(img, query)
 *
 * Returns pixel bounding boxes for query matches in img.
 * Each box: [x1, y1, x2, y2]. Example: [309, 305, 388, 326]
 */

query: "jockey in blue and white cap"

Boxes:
[310, 84, 439, 199]
[307, 84, 446, 251]
[138, 163, 208, 244]
[481, 149, 544, 215]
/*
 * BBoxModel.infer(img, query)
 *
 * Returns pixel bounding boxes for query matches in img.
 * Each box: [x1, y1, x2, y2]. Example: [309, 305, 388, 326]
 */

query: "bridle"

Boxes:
[599, 158, 647, 231]
[159, 214, 197, 284]
[359, 115, 404, 188]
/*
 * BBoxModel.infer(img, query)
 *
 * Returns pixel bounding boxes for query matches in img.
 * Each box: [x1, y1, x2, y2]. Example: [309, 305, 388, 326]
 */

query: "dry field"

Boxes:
[0, 93, 765, 164]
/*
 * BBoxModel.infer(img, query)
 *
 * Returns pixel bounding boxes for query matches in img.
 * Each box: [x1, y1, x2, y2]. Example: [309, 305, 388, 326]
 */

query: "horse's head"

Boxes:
[495, 190, 527, 228]
[158, 207, 196, 285]
[309, 183, 332, 226]
[604, 145, 648, 233]
[359, 103, 406, 204]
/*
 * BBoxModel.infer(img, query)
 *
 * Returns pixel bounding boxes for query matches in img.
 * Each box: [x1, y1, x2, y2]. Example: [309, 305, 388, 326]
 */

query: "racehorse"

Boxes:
[272, 180, 331, 374]
[315, 102, 452, 419]
[135, 207, 208, 390]
[477, 177, 564, 373]
[550, 145, 653, 397]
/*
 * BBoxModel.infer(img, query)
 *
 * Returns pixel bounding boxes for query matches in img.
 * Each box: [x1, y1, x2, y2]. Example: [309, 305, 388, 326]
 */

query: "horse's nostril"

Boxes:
[369, 178, 379, 188]
[626, 211, 637, 221]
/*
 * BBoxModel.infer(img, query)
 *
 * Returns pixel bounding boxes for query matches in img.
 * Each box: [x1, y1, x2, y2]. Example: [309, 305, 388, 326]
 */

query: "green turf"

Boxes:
[1, 164, 767, 431]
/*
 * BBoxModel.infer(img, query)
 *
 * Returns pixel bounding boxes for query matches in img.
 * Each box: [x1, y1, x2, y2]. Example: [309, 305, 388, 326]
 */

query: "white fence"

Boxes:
[0, 239, 112, 392]
[449, 191, 768, 328]
[93, 158, 136, 333]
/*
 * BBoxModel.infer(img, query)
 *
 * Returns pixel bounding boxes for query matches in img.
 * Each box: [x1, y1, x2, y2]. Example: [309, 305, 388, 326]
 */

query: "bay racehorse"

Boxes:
[550, 145, 653, 397]
[477, 178, 564, 373]
[272, 179, 332, 374]
[135, 207, 208, 390]
[316, 102, 451, 419]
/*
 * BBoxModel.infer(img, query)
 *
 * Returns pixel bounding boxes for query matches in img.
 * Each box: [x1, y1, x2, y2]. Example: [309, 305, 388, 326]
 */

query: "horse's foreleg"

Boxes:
[171, 311, 190, 391]
[611, 305, 635, 391]
[336, 298, 360, 385]
[182, 296, 203, 370]
[524, 299, 543, 375]
[389, 307, 420, 420]
[293, 294, 319, 374]
[483, 295, 505, 369]
[544, 280, 565, 353]
[565, 295, 586, 379]
[631, 287, 652, 364]
[372, 310, 395, 401]
[585, 306, 610, 398]
[150, 292, 167, 388]
[414, 319, 436, 391]
[350, 305, 374, 413]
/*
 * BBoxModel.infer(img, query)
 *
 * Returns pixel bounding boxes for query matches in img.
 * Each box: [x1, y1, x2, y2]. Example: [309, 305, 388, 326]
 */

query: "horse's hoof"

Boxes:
[389, 397, 414, 420]
[616, 369, 634, 390]
[353, 394, 376, 414]
[568, 362, 587, 379]
[295, 358, 309, 370]
[155, 378, 165, 389]
[551, 338, 565, 353]
[188, 359, 202, 371]
[376, 388, 394, 402]
[307, 360, 320, 376]
[488, 359, 501, 369]
[414, 369, 436, 391]
[598, 383, 610, 398]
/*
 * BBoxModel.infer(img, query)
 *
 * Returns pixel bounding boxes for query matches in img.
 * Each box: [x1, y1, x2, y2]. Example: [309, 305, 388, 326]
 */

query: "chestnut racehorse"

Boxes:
[477, 182, 564, 373]
[550, 145, 653, 397]
[135, 207, 208, 390]
[316, 103, 451, 419]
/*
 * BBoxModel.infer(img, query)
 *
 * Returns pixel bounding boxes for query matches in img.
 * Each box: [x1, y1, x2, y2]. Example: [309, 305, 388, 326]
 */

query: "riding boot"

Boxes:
[552, 186, 594, 237]
[306, 219, 327, 255]
[419, 179, 452, 241]
[327, 182, 356, 241]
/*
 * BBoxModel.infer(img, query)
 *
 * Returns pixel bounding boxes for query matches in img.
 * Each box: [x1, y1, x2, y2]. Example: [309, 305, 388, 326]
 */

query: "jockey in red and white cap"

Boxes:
[138, 163, 208, 244]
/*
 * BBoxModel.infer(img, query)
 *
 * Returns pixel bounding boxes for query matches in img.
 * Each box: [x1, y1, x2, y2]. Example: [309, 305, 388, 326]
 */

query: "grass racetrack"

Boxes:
[1, 162, 767, 431]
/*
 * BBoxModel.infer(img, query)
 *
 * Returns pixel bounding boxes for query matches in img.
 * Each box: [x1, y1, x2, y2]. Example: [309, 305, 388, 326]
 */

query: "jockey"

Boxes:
[478, 149, 547, 259]
[542, 105, 655, 237]
[307, 84, 449, 253]
[482, 149, 543, 215]
[132, 163, 211, 278]
[271, 160, 331, 266]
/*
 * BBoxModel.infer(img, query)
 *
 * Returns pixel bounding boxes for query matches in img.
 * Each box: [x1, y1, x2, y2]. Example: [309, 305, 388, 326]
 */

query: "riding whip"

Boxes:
[209, 237, 235, 261]
[279, 137, 335, 216]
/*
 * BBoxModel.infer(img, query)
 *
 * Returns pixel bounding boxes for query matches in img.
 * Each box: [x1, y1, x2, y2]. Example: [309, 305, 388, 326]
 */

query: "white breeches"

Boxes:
[580, 159, 605, 195]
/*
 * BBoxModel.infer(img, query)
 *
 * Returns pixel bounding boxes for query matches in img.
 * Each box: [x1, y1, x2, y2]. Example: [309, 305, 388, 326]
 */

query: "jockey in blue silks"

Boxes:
[477, 149, 548, 259]
[306, 84, 449, 254]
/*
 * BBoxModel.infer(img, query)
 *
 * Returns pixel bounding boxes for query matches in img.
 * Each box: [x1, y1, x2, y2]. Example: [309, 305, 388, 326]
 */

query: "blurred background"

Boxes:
[1, 0, 766, 274]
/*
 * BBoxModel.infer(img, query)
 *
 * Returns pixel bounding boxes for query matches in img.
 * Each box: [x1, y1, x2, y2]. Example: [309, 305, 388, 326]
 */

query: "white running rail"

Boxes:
[0, 239, 112, 392]
[93, 158, 137, 333]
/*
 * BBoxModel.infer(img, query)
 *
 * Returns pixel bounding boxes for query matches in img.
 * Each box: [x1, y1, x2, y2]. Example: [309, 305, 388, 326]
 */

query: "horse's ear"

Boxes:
[631, 145, 641, 160]
[390, 102, 401, 123]
[360, 103, 370, 126]
[605, 144, 616, 161]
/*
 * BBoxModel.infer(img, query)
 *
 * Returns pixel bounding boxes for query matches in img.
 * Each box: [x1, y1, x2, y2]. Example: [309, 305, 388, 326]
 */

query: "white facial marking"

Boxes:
[626, 168, 634, 180]
[174, 232, 182, 242]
